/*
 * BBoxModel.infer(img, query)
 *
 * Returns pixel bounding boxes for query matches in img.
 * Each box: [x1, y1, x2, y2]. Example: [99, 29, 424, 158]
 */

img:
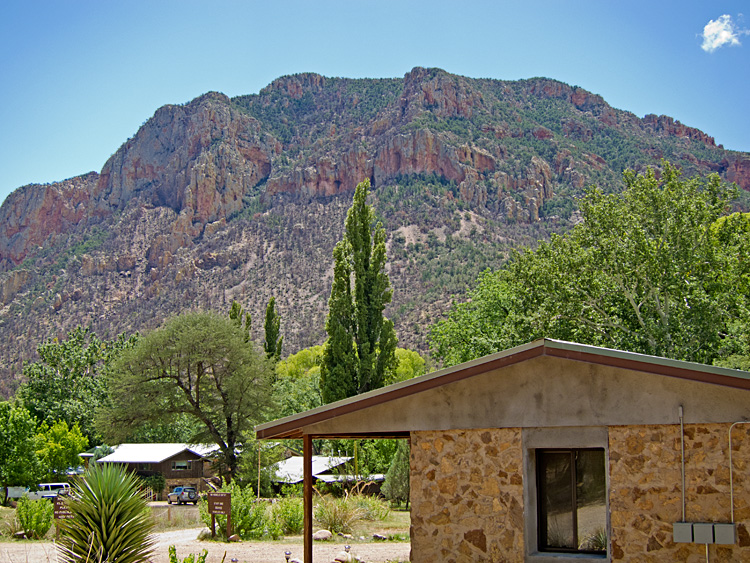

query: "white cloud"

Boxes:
[701, 14, 748, 53]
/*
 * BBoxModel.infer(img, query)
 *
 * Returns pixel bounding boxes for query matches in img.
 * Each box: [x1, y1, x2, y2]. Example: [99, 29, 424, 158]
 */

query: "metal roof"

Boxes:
[97, 443, 216, 464]
[272, 455, 352, 483]
[256, 338, 750, 440]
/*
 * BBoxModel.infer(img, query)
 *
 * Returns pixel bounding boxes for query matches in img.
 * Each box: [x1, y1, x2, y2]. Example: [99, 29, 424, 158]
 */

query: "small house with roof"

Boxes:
[257, 339, 750, 562]
[97, 443, 216, 497]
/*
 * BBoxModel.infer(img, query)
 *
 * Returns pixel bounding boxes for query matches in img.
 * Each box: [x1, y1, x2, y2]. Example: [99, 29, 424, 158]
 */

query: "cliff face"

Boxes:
[0, 93, 276, 270]
[0, 68, 748, 396]
[0, 173, 99, 268]
[3, 68, 749, 270]
[95, 92, 275, 224]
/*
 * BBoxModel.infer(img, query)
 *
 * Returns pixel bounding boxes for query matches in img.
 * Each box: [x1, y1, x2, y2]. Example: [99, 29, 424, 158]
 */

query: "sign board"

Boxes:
[54, 497, 73, 520]
[207, 492, 231, 515]
[206, 492, 231, 539]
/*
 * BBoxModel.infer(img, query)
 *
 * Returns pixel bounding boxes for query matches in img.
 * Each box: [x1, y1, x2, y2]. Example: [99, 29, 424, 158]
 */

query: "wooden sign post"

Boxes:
[54, 496, 73, 538]
[207, 492, 231, 539]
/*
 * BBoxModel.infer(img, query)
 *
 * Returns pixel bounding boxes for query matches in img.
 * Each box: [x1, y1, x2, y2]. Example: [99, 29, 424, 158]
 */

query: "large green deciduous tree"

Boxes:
[431, 162, 749, 366]
[321, 179, 398, 403]
[18, 327, 137, 444]
[99, 312, 274, 482]
[0, 402, 43, 504]
[273, 346, 324, 419]
[36, 420, 88, 480]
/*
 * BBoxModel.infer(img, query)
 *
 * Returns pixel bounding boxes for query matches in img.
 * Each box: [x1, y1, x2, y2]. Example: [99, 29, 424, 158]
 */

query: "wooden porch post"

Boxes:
[304, 433, 313, 563]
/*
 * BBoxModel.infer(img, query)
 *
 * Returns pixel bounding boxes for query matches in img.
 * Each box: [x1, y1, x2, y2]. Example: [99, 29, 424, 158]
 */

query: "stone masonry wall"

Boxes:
[609, 423, 750, 562]
[410, 423, 750, 562]
[410, 428, 524, 563]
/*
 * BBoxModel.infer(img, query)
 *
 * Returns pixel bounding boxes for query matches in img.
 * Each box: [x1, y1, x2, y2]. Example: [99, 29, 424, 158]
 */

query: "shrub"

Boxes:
[0, 508, 23, 538]
[199, 484, 281, 540]
[313, 495, 365, 534]
[351, 494, 390, 521]
[141, 473, 166, 500]
[272, 497, 304, 535]
[57, 463, 155, 563]
[16, 496, 53, 539]
[168, 545, 208, 563]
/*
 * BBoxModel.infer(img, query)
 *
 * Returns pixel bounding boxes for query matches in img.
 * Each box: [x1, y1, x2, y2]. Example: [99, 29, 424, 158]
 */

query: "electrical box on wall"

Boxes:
[672, 522, 736, 545]
[673, 522, 693, 543]
[714, 523, 736, 545]
[693, 523, 714, 543]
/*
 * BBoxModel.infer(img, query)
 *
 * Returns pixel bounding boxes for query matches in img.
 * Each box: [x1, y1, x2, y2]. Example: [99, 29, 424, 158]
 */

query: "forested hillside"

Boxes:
[0, 67, 748, 397]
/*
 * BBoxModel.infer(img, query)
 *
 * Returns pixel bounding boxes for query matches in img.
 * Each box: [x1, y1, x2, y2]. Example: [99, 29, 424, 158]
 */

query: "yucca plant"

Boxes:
[57, 463, 156, 563]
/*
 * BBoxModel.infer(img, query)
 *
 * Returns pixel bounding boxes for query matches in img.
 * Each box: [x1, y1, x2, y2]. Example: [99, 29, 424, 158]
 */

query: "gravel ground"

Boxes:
[0, 527, 411, 563]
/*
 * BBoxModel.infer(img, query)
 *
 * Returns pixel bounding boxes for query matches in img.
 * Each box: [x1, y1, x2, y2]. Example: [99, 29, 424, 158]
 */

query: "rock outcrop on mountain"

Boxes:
[0, 173, 99, 268]
[0, 67, 748, 396]
[95, 92, 275, 224]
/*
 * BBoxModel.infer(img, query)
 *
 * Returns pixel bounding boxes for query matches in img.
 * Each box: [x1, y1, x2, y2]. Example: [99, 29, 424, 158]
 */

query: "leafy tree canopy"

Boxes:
[276, 345, 324, 380]
[389, 348, 428, 385]
[0, 401, 44, 503]
[273, 346, 324, 419]
[99, 311, 275, 482]
[431, 161, 749, 367]
[229, 301, 252, 341]
[18, 327, 137, 445]
[274, 345, 425, 419]
[36, 420, 88, 480]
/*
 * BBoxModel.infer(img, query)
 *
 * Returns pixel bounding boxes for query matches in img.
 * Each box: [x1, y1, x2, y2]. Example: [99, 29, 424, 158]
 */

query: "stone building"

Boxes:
[256, 338, 750, 562]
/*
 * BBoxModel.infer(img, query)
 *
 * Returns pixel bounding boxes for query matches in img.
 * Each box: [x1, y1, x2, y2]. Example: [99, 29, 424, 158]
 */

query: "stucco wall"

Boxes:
[305, 357, 750, 437]
[410, 423, 750, 562]
[410, 428, 524, 563]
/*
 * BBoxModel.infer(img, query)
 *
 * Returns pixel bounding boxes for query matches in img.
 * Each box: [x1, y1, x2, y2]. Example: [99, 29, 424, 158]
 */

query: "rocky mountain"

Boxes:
[1, 67, 748, 397]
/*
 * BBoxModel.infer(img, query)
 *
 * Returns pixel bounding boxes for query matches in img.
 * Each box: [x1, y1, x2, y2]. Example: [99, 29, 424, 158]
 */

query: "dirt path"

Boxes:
[0, 527, 411, 563]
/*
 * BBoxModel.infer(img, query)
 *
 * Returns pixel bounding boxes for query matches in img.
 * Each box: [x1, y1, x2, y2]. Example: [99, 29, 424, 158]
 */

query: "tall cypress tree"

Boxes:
[263, 296, 283, 362]
[321, 179, 398, 403]
[228, 301, 251, 342]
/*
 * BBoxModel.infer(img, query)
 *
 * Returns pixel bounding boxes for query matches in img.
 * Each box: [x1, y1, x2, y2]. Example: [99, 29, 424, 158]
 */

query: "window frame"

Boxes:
[523, 427, 610, 563]
[536, 448, 607, 555]
[171, 460, 192, 471]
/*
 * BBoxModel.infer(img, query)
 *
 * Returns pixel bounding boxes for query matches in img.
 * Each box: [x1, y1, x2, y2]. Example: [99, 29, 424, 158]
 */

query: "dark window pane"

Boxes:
[539, 451, 575, 549]
[537, 448, 606, 554]
[576, 450, 606, 553]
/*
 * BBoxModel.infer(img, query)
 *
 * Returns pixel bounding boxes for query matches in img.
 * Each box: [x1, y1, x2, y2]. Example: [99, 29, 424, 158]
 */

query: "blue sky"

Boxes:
[1, 1, 748, 205]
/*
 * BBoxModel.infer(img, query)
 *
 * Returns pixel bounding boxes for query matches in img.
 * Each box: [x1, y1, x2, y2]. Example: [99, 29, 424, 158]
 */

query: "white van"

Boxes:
[12, 482, 71, 500]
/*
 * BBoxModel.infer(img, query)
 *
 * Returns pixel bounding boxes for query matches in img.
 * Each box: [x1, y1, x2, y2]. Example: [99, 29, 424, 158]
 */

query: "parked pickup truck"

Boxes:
[167, 486, 198, 505]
